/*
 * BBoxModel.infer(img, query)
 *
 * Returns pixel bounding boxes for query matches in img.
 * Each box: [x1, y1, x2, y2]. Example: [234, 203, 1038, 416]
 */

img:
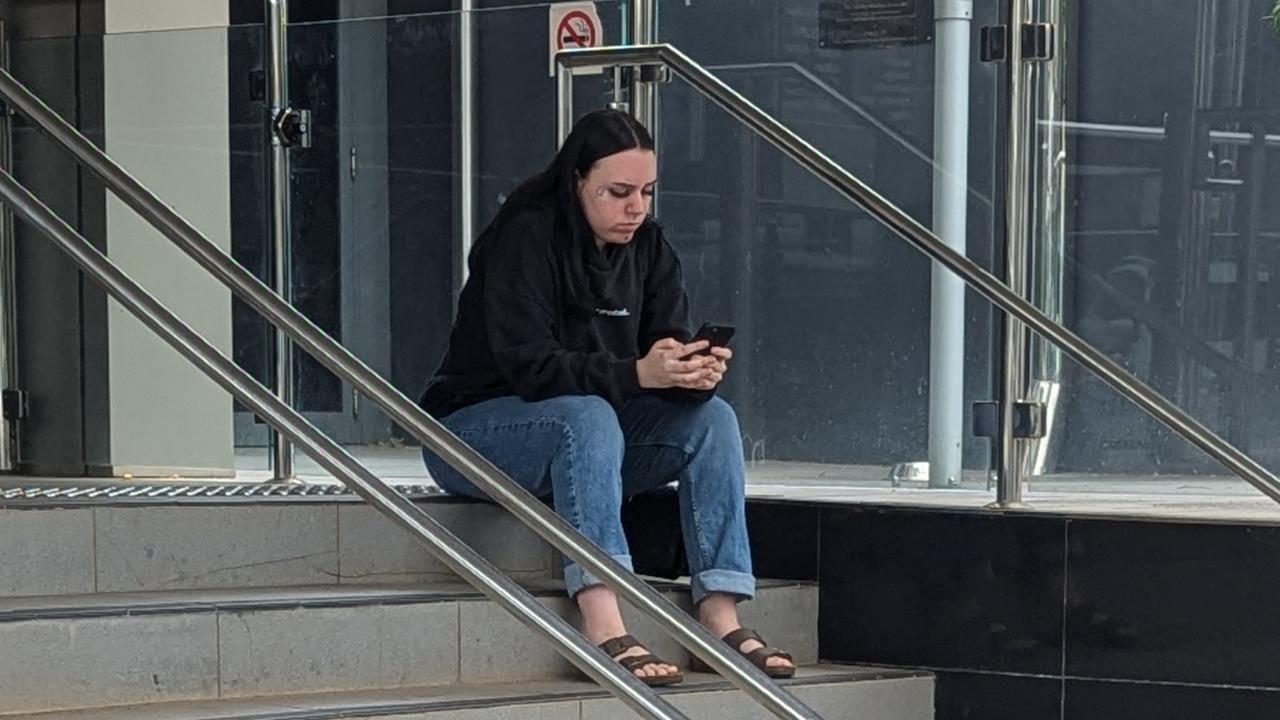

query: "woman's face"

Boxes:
[576, 148, 657, 247]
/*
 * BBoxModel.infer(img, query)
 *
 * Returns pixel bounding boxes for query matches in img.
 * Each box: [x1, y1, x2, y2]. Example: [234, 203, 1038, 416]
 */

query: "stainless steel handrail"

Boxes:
[556, 43, 1280, 506]
[0, 171, 689, 720]
[0, 68, 819, 720]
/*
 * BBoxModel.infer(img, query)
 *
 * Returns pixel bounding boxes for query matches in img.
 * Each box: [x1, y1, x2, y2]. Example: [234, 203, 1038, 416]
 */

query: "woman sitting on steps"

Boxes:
[420, 109, 794, 686]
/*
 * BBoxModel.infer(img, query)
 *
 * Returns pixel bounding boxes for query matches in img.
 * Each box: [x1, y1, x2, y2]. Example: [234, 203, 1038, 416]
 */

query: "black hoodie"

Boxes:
[419, 199, 709, 418]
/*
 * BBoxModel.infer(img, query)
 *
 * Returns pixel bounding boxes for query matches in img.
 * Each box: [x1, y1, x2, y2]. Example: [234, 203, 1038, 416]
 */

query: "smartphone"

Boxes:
[691, 322, 736, 355]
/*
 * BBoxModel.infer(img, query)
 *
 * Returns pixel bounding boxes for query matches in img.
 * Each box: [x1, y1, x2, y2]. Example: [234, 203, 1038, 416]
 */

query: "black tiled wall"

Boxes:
[1064, 680, 1280, 720]
[808, 505, 1280, 720]
[1064, 521, 1280, 688]
[933, 672, 1061, 720]
[819, 509, 1066, 675]
[620, 490, 1280, 718]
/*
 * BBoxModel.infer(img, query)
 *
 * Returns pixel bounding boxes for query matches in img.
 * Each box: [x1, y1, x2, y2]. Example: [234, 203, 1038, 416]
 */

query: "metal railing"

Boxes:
[8, 35, 1277, 720]
[0, 131, 694, 720]
[554, 43, 1280, 506]
[265, 0, 295, 480]
[0, 68, 818, 720]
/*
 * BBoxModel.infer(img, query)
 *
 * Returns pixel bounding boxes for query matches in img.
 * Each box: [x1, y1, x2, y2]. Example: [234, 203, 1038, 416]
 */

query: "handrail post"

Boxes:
[628, 0, 658, 132]
[266, 0, 294, 481]
[457, 0, 476, 293]
[557, 62, 574, 147]
[994, 0, 1034, 507]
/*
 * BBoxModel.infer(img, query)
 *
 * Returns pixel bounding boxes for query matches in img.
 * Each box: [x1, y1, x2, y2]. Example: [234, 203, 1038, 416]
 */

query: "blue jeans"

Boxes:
[422, 394, 755, 604]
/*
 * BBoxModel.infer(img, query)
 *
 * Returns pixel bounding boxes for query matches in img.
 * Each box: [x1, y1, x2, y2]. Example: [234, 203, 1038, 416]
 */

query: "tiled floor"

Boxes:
[5, 445, 1277, 523]
[233, 446, 1280, 524]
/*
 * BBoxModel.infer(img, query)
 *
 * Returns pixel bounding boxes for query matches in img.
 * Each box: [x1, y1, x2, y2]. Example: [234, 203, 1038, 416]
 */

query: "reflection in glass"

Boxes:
[1045, 0, 1280, 479]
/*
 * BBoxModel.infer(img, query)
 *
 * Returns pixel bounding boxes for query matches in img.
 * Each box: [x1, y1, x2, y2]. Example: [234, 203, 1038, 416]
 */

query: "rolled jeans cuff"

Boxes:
[564, 553, 634, 598]
[691, 569, 756, 605]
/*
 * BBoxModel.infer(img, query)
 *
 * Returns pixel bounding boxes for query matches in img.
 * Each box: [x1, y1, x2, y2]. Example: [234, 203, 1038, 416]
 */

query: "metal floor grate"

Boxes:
[0, 482, 445, 506]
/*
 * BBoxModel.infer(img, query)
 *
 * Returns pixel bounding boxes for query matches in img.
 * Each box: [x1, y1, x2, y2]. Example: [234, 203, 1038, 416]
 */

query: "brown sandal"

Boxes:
[690, 627, 796, 679]
[599, 634, 684, 687]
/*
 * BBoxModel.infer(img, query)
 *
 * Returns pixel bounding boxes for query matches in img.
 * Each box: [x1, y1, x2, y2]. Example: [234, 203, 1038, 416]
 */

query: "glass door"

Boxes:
[1028, 0, 1280, 482]
[230, 11, 393, 451]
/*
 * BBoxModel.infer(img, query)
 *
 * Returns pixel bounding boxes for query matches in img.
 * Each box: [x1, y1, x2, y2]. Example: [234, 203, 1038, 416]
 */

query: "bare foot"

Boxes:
[599, 635, 682, 681]
[578, 585, 680, 681]
[697, 593, 796, 673]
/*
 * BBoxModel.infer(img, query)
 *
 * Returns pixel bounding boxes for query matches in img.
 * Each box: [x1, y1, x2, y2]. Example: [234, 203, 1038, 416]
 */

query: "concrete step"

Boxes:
[0, 579, 818, 715]
[0, 665, 935, 720]
[0, 499, 560, 597]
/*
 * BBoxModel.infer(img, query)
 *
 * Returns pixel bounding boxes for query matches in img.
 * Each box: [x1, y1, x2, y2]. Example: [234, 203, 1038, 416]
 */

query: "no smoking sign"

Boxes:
[548, 2, 604, 77]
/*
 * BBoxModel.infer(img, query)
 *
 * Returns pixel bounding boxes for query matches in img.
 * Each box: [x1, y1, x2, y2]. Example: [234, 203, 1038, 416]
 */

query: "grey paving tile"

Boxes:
[338, 504, 557, 585]
[458, 595, 578, 683]
[358, 700, 582, 720]
[619, 582, 817, 666]
[582, 674, 935, 719]
[790, 675, 935, 720]
[94, 505, 339, 591]
[0, 508, 96, 597]
[217, 602, 460, 697]
[736, 582, 819, 664]
[0, 612, 218, 713]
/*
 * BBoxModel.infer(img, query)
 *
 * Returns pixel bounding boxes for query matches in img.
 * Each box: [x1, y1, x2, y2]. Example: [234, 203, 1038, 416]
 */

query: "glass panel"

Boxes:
[286, 20, 345, 416]
[11, 1, 1275, 514]
[227, 22, 273, 467]
[659, 80, 932, 479]
[472, 2, 627, 228]
[1028, 0, 1280, 498]
[660, 0, 1004, 241]
[656, 0, 1000, 491]
[252, 4, 625, 451]
[267, 1, 1000, 492]
[1028, 353, 1279, 518]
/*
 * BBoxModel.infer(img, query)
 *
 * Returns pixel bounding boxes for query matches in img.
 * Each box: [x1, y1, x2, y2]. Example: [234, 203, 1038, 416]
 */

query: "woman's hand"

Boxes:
[696, 346, 733, 391]
[637, 339, 732, 391]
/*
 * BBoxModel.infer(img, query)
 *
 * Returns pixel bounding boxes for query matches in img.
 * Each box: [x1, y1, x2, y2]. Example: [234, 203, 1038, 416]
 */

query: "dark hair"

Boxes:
[477, 109, 655, 313]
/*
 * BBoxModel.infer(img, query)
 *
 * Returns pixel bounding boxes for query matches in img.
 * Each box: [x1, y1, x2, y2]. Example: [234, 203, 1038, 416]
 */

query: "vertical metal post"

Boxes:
[557, 63, 575, 147]
[927, 0, 973, 488]
[1024, 0, 1067, 478]
[266, 0, 294, 480]
[0, 19, 14, 471]
[457, 0, 475, 290]
[994, 0, 1034, 506]
[628, 0, 657, 132]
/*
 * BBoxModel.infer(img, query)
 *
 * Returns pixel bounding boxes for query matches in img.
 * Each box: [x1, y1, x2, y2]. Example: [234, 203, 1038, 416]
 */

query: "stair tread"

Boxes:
[0, 578, 811, 621]
[2, 664, 931, 720]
